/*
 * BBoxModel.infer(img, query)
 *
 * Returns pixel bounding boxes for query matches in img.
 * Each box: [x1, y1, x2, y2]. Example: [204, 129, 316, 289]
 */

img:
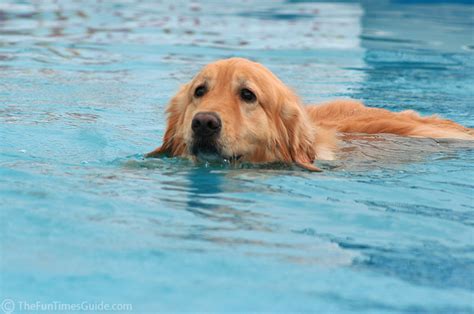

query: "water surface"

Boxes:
[1, 0, 473, 312]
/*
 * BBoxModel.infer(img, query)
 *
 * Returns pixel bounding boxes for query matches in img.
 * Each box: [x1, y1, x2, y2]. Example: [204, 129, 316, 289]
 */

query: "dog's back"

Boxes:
[306, 99, 474, 140]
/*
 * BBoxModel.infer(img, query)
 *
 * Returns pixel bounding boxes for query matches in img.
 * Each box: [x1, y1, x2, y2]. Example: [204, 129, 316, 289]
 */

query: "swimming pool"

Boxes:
[1, 0, 473, 312]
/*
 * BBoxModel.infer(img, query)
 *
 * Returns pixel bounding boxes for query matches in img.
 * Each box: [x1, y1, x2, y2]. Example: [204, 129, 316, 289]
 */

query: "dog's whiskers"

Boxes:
[224, 154, 242, 165]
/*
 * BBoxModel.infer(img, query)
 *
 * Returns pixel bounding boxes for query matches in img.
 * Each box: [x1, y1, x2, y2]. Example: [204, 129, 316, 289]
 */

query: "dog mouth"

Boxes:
[195, 152, 243, 163]
[191, 139, 242, 163]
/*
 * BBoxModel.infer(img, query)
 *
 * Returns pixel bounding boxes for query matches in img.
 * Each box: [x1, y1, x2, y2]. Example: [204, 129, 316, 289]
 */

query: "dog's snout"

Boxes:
[192, 112, 222, 137]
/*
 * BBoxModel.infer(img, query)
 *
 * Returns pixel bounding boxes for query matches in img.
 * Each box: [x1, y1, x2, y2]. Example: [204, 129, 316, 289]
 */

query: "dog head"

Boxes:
[147, 58, 322, 171]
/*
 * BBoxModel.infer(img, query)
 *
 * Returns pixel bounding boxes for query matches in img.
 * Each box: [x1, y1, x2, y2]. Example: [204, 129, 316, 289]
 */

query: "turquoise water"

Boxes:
[1, 0, 474, 312]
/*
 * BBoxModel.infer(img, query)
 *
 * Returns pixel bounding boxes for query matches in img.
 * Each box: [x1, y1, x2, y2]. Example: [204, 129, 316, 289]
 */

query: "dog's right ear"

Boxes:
[146, 84, 189, 158]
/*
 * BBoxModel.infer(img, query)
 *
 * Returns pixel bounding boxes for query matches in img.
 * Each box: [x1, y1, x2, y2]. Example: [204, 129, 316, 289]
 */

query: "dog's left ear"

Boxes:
[146, 84, 189, 158]
[274, 90, 322, 172]
[290, 123, 323, 172]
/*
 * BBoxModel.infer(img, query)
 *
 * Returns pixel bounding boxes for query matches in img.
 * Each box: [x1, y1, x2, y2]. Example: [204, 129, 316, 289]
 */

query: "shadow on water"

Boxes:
[121, 155, 273, 230]
[183, 167, 233, 218]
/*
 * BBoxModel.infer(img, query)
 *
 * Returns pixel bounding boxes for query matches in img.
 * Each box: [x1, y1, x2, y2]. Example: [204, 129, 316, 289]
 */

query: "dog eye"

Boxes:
[240, 88, 256, 103]
[194, 85, 207, 98]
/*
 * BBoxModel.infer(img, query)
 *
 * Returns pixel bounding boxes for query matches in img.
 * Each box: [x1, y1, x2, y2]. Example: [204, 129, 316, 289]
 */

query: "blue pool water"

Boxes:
[1, 0, 473, 312]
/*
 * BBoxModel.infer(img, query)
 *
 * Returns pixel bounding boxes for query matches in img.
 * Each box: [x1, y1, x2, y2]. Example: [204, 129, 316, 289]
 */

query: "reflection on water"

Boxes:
[1, 0, 474, 312]
[335, 134, 474, 171]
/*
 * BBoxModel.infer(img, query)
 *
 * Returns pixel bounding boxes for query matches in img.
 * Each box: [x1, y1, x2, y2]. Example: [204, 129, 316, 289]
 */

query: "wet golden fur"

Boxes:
[147, 58, 473, 171]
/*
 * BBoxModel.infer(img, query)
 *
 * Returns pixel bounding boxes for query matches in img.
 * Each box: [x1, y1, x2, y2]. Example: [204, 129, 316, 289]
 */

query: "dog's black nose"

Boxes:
[192, 112, 221, 137]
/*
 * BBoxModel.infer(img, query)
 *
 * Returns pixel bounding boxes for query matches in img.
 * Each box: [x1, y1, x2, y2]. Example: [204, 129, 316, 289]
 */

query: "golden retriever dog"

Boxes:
[147, 58, 473, 171]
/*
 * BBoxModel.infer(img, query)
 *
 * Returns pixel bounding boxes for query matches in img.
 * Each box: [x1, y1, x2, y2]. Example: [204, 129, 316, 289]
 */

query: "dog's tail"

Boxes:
[306, 99, 474, 140]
